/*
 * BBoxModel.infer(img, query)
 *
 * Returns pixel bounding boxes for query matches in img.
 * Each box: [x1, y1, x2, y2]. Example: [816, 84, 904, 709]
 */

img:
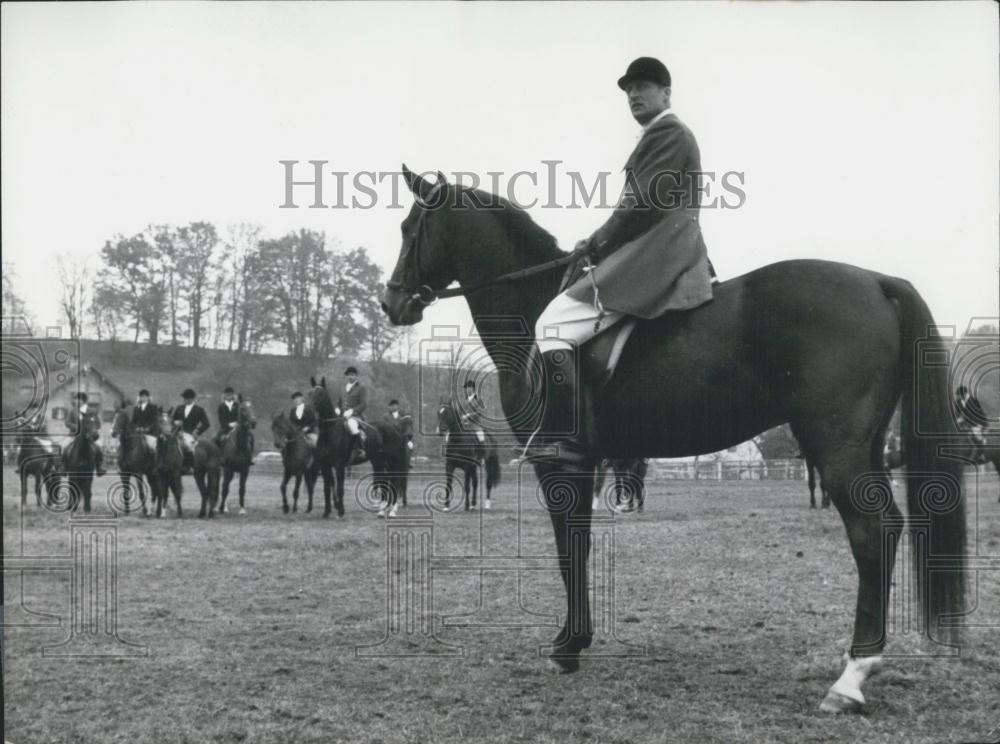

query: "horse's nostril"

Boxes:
[380, 302, 389, 314]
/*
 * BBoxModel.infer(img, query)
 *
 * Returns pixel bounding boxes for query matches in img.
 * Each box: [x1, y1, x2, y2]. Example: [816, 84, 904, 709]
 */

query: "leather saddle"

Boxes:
[580, 318, 639, 388]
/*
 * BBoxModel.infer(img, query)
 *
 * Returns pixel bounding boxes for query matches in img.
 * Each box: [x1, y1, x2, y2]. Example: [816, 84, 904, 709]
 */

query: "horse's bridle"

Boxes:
[386, 181, 445, 306]
[386, 180, 578, 306]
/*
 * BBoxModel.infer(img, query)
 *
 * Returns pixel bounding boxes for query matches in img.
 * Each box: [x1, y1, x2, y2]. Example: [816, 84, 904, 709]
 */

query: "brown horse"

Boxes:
[381, 168, 967, 713]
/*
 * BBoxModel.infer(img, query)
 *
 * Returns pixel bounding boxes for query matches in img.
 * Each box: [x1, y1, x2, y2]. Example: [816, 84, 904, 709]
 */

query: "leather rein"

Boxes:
[385, 181, 579, 306]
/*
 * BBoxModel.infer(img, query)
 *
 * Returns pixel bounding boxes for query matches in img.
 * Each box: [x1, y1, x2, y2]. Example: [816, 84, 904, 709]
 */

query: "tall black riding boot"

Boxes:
[529, 346, 596, 470]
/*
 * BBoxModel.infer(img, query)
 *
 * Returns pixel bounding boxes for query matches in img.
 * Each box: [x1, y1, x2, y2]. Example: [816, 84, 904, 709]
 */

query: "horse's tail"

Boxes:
[880, 275, 966, 642]
[485, 448, 501, 489]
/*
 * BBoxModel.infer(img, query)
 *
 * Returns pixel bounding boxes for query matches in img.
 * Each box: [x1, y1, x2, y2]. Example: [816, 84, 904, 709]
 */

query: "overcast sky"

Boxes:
[2, 1, 997, 342]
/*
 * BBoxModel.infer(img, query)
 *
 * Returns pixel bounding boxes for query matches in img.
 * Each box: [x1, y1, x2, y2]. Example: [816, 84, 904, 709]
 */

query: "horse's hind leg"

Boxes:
[808, 465, 817, 509]
[818, 447, 897, 713]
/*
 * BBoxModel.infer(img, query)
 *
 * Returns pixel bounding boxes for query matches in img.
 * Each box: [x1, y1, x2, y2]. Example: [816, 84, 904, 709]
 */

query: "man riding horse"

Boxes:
[338, 366, 368, 462]
[67, 392, 106, 476]
[383, 399, 414, 453]
[131, 388, 159, 433]
[171, 388, 211, 473]
[289, 391, 317, 437]
[216, 386, 255, 463]
[458, 380, 487, 449]
[524, 56, 715, 469]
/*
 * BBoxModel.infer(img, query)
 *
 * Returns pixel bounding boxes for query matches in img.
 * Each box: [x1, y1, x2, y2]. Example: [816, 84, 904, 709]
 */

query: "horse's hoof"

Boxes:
[198, 513, 206, 519]
[283, 505, 289, 514]
[238, 508, 246, 516]
[819, 690, 864, 714]
[547, 653, 581, 674]
[323, 512, 331, 519]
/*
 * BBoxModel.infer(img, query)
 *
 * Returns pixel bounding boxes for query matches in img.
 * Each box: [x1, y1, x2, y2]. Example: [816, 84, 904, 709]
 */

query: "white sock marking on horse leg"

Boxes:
[829, 654, 883, 704]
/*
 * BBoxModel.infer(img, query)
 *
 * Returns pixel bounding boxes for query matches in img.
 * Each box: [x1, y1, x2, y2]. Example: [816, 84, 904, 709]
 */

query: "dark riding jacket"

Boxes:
[218, 401, 239, 431]
[339, 383, 368, 418]
[171, 404, 210, 436]
[459, 393, 486, 428]
[290, 405, 317, 432]
[565, 113, 715, 319]
[131, 403, 159, 430]
[67, 407, 101, 439]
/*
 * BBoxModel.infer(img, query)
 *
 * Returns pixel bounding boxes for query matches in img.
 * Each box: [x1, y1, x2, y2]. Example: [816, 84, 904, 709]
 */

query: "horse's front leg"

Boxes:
[305, 464, 318, 512]
[334, 465, 346, 518]
[280, 470, 291, 513]
[291, 473, 302, 513]
[220, 468, 232, 513]
[196, 471, 208, 518]
[172, 476, 183, 518]
[322, 466, 333, 518]
[537, 464, 595, 673]
[238, 469, 248, 515]
[443, 466, 454, 512]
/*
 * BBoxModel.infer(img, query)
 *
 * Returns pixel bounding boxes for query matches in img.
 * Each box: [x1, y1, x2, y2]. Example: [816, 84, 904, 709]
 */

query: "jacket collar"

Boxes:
[641, 107, 675, 136]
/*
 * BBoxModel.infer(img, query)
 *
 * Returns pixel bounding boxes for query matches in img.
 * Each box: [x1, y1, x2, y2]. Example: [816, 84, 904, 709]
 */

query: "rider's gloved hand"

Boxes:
[573, 238, 597, 259]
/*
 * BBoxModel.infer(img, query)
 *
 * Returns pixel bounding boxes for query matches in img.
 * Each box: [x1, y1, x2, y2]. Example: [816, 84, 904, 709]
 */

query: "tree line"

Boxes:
[46, 222, 401, 361]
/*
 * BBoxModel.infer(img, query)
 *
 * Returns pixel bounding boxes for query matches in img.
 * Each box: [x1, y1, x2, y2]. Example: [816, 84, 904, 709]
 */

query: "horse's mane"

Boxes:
[459, 186, 565, 266]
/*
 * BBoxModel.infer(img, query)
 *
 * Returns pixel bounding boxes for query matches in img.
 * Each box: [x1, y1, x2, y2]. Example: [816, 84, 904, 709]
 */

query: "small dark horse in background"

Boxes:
[382, 169, 967, 712]
[220, 397, 256, 515]
[436, 402, 502, 512]
[308, 377, 407, 518]
[15, 429, 60, 507]
[112, 408, 158, 516]
[271, 412, 318, 514]
[804, 453, 831, 509]
[593, 458, 649, 512]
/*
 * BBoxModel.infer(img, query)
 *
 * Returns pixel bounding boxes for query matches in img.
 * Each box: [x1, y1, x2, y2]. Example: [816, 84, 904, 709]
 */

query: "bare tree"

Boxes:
[176, 221, 218, 349]
[55, 254, 93, 338]
[218, 223, 264, 352]
[1, 262, 34, 334]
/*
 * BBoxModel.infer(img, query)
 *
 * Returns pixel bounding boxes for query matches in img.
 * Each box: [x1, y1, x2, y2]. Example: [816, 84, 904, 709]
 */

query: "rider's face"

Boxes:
[346, 373, 357, 385]
[625, 80, 669, 125]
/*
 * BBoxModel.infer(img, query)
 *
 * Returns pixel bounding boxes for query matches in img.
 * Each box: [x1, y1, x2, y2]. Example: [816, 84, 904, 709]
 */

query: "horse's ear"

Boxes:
[238, 393, 243, 403]
[402, 164, 417, 192]
[310, 376, 316, 387]
[320, 376, 326, 388]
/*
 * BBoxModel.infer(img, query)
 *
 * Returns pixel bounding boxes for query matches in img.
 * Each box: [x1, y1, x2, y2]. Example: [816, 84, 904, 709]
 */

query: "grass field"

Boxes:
[4, 464, 999, 744]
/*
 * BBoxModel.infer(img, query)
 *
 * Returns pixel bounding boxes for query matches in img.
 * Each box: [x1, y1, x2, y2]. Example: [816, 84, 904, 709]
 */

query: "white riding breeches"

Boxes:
[535, 291, 626, 354]
[346, 417, 360, 436]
